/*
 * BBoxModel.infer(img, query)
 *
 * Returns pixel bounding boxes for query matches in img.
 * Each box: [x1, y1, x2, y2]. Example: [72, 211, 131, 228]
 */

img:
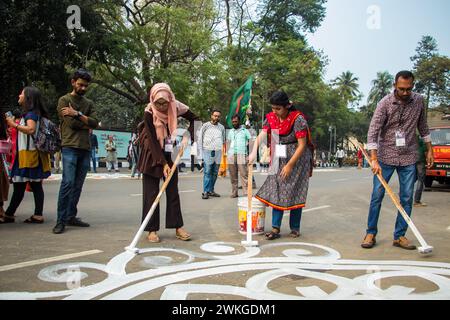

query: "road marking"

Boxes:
[0, 250, 103, 272]
[303, 205, 331, 213]
[447, 226, 450, 231]
[332, 178, 350, 182]
[130, 190, 195, 197]
[283, 205, 331, 216]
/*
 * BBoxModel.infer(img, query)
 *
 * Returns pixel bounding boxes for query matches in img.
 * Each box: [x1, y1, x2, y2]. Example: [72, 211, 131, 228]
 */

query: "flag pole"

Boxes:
[241, 86, 258, 247]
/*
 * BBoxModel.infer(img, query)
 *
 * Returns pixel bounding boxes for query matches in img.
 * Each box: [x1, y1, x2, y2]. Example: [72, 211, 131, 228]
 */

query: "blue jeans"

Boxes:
[90, 149, 97, 172]
[57, 147, 90, 224]
[272, 208, 303, 232]
[203, 150, 221, 193]
[366, 161, 416, 240]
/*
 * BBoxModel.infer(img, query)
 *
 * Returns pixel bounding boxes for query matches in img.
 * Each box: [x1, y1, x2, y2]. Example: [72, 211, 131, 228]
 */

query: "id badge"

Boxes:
[275, 144, 287, 158]
[395, 130, 406, 147]
[164, 137, 174, 153]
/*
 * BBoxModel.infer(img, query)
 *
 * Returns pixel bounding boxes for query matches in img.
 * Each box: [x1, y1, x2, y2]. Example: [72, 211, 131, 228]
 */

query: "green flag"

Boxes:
[226, 76, 253, 128]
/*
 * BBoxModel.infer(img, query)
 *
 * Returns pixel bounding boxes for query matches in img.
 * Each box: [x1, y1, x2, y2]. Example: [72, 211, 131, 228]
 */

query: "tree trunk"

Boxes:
[225, 0, 232, 47]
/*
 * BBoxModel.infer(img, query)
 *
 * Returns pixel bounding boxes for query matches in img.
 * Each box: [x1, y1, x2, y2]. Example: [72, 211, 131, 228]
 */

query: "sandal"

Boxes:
[289, 230, 300, 238]
[24, 216, 44, 224]
[265, 228, 280, 240]
[147, 232, 160, 243]
[0, 215, 15, 224]
[176, 228, 191, 241]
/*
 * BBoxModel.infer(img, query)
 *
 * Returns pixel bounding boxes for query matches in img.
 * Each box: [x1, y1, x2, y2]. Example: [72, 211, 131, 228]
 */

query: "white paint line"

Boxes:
[283, 205, 331, 216]
[447, 226, 450, 231]
[303, 205, 331, 213]
[130, 190, 194, 197]
[0, 250, 103, 272]
[332, 178, 350, 182]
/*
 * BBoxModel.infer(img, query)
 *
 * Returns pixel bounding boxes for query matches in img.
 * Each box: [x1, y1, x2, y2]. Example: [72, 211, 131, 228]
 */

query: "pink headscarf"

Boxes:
[145, 83, 189, 148]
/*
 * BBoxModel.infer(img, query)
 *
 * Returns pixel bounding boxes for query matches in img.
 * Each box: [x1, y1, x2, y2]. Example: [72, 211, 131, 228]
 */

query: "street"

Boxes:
[0, 167, 449, 300]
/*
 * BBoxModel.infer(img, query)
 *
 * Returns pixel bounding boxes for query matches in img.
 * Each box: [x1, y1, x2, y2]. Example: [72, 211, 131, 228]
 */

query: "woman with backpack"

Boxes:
[1, 86, 51, 224]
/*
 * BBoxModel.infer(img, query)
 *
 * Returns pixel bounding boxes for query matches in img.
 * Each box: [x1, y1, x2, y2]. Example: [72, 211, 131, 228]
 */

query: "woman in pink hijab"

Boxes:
[138, 83, 199, 243]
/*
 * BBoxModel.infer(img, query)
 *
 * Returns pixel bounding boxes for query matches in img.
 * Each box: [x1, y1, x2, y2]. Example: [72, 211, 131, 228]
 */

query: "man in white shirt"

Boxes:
[336, 148, 345, 168]
[199, 110, 226, 199]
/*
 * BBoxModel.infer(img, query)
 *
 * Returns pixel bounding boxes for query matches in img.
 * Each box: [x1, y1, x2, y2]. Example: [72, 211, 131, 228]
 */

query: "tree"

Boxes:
[411, 36, 449, 111]
[331, 71, 361, 106]
[415, 55, 450, 109]
[410, 35, 438, 69]
[365, 71, 393, 118]
[87, 0, 219, 121]
[0, 0, 108, 116]
[257, 0, 327, 42]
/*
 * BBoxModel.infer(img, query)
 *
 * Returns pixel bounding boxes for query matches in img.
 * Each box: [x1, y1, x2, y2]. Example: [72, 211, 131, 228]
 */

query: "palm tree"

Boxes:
[331, 71, 360, 105]
[367, 71, 394, 106]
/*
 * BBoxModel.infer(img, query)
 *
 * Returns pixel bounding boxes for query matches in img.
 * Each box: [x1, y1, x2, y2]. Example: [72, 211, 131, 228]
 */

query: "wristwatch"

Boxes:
[75, 111, 84, 118]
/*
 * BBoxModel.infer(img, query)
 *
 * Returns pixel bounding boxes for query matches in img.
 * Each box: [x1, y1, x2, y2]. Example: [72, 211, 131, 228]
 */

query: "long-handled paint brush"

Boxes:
[358, 143, 433, 255]
[125, 142, 186, 254]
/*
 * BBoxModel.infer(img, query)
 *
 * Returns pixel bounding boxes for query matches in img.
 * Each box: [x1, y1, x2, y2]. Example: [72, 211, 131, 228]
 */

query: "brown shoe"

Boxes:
[393, 236, 416, 250]
[361, 234, 376, 249]
[413, 202, 427, 207]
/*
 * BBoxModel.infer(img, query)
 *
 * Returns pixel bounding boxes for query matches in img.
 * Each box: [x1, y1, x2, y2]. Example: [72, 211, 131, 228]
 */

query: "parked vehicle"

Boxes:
[425, 126, 450, 187]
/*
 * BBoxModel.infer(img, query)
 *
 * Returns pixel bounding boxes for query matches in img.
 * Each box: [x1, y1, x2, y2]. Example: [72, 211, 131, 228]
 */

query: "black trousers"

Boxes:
[142, 170, 183, 232]
[190, 155, 202, 172]
[5, 182, 44, 216]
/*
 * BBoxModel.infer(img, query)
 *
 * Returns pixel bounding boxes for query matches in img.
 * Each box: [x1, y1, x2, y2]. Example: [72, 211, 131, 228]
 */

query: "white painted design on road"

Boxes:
[1, 243, 450, 300]
[332, 178, 351, 182]
[179, 190, 196, 193]
[0, 250, 103, 272]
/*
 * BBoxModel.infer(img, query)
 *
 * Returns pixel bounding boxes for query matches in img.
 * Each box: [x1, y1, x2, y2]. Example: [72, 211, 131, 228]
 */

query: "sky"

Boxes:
[305, 0, 450, 108]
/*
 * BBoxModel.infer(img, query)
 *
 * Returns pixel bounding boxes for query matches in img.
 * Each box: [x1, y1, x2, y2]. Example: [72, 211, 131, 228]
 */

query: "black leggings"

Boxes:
[5, 182, 44, 217]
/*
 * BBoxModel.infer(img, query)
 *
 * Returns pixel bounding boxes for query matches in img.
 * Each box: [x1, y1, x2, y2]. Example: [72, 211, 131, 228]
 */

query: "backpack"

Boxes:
[33, 117, 61, 154]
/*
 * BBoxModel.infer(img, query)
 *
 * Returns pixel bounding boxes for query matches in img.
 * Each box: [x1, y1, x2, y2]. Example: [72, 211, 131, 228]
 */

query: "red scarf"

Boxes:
[264, 110, 302, 135]
[264, 110, 315, 176]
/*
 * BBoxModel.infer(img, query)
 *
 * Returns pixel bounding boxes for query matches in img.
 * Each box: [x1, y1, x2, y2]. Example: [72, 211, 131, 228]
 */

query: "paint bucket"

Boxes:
[238, 197, 266, 235]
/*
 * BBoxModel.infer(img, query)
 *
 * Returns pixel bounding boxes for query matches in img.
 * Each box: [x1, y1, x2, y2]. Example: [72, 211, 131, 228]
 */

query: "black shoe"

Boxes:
[208, 191, 221, 197]
[67, 217, 90, 227]
[53, 222, 65, 234]
[202, 193, 209, 199]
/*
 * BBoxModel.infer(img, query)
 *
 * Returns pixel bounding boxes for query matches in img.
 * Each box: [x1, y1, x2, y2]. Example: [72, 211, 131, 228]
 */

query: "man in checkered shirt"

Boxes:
[361, 70, 434, 251]
[199, 109, 226, 199]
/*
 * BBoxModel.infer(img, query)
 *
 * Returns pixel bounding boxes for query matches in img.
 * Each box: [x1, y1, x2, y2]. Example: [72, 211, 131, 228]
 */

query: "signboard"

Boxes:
[94, 129, 132, 159]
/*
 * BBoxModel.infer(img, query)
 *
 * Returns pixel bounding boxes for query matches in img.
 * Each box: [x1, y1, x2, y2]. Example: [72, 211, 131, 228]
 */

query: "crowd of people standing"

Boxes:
[0, 69, 435, 253]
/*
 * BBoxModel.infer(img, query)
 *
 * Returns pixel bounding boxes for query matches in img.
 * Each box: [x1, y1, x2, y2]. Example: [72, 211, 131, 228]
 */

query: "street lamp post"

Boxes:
[333, 126, 337, 154]
[328, 125, 332, 161]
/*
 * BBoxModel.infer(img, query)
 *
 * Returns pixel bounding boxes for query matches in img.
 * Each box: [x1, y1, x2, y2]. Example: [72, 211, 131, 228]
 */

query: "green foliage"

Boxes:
[0, 0, 108, 115]
[0, 0, 379, 151]
[411, 35, 449, 110]
[257, 0, 327, 42]
[331, 71, 361, 107]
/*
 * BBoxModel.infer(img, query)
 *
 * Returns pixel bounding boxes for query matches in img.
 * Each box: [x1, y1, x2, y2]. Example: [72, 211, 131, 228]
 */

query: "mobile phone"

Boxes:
[5, 111, 13, 118]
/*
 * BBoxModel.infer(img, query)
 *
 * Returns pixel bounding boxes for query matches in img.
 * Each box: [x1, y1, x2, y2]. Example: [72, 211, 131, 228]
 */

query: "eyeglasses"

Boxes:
[396, 87, 413, 93]
[154, 100, 168, 107]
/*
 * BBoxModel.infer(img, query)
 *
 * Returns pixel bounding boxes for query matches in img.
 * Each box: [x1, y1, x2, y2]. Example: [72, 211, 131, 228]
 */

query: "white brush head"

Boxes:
[125, 246, 140, 254]
[241, 240, 259, 247]
[418, 246, 433, 254]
